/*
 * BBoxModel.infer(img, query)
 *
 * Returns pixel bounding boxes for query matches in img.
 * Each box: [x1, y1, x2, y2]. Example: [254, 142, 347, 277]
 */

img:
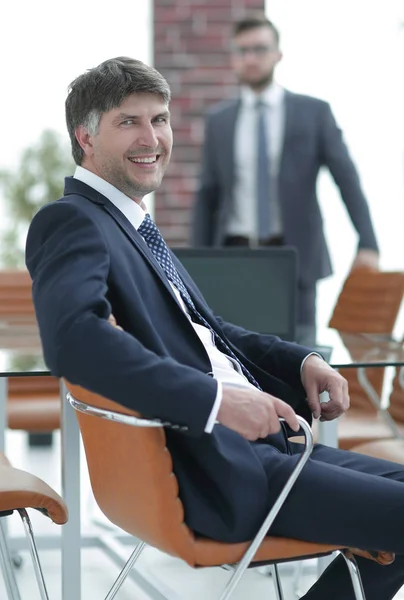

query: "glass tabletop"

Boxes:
[313, 328, 404, 369]
[0, 320, 403, 377]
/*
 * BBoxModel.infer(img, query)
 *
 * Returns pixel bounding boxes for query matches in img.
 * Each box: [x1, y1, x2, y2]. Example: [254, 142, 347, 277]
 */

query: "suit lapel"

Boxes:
[278, 91, 297, 184]
[220, 100, 240, 189]
[63, 177, 181, 305]
[104, 202, 228, 342]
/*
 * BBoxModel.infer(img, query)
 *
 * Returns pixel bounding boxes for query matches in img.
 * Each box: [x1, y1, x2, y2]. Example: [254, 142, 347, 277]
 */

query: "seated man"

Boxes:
[25, 57, 404, 600]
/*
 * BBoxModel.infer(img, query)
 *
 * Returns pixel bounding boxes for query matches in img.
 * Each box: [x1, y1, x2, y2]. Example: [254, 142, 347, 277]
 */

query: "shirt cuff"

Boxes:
[204, 380, 222, 433]
[300, 352, 323, 373]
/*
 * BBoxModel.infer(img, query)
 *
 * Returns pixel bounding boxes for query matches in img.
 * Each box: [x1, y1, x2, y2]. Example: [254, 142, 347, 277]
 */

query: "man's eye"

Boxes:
[121, 119, 134, 126]
[155, 117, 168, 123]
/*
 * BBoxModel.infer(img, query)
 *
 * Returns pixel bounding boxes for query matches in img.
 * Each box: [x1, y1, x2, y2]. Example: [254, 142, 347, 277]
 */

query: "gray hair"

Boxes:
[65, 57, 171, 165]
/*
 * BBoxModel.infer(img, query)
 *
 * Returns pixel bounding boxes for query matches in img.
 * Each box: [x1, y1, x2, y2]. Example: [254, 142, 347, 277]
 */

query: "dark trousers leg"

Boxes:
[254, 442, 404, 599]
[297, 282, 317, 327]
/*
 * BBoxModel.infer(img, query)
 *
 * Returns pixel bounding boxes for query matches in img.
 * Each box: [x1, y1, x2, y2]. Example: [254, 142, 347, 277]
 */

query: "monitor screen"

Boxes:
[172, 248, 297, 341]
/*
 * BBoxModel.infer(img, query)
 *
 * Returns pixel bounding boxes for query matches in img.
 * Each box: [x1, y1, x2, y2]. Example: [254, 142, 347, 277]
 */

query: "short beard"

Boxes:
[102, 160, 162, 200]
[241, 70, 274, 92]
[110, 171, 160, 200]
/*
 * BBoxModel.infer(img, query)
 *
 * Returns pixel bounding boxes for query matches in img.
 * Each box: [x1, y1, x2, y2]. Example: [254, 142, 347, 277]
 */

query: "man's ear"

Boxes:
[75, 125, 94, 158]
[275, 50, 283, 66]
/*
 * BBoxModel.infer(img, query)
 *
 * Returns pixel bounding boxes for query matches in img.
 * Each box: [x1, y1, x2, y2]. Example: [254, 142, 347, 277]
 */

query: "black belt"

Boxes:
[224, 235, 285, 247]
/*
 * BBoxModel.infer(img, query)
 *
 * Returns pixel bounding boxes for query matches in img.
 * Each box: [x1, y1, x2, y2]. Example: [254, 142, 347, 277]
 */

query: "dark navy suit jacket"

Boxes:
[26, 177, 313, 543]
[192, 92, 379, 285]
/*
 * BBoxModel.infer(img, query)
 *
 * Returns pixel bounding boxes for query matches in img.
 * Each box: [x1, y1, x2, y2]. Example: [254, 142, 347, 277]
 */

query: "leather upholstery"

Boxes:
[350, 368, 404, 464]
[0, 451, 68, 524]
[0, 270, 61, 432]
[335, 410, 404, 451]
[0, 270, 36, 321]
[387, 369, 404, 424]
[7, 377, 60, 431]
[329, 269, 404, 334]
[351, 439, 404, 464]
[328, 269, 404, 449]
[345, 548, 394, 566]
[65, 380, 389, 568]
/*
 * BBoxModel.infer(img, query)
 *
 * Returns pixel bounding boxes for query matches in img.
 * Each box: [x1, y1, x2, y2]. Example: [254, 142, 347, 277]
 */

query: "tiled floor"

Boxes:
[1, 430, 404, 600]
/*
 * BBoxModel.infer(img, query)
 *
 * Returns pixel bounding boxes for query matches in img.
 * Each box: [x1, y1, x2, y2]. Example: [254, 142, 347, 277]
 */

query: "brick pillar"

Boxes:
[153, 0, 265, 246]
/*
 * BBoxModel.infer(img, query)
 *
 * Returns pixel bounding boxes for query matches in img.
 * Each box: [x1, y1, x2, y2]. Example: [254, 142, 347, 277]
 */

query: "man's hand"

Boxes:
[301, 355, 349, 421]
[217, 386, 300, 441]
[350, 249, 379, 272]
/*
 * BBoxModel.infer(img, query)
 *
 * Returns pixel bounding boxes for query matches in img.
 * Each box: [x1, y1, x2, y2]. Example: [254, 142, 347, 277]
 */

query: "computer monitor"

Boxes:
[172, 247, 298, 341]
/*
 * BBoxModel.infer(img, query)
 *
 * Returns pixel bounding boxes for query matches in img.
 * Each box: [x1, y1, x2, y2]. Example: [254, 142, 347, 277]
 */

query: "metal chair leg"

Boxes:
[218, 560, 249, 600]
[17, 509, 49, 600]
[104, 541, 146, 600]
[292, 560, 304, 598]
[271, 564, 285, 600]
[340, 551, 366, 600]
[0, 518, 21, 600]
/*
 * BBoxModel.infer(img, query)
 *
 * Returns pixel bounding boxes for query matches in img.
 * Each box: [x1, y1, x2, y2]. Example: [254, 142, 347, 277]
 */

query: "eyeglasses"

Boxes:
[233, 45, 276, 57]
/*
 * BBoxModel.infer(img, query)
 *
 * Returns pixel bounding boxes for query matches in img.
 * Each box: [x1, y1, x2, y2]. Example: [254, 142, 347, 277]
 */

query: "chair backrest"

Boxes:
[329, 269, 404, 412]
[172, 247, 298, 341]
[329, 269, 404, 334]
[64, 380, 197, 564]
[0, 270, 36, 321]
[387, 367, 404, 424]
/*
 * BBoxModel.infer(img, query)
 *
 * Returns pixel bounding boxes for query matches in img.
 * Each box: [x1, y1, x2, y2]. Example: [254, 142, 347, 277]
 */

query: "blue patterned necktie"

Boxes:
[256, 99, 271, 240]
[138, 214, 261, 389]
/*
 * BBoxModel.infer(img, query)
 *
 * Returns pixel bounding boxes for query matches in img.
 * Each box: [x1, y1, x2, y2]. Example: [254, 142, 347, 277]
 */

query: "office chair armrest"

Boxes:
[233, 416, 313, 572]
[67, 393, 168, 428]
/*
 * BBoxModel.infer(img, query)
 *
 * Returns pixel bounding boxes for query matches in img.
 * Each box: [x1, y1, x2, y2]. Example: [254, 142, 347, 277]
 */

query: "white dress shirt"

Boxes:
[73, 166, 260, 432]
[227, 82, 285, 241]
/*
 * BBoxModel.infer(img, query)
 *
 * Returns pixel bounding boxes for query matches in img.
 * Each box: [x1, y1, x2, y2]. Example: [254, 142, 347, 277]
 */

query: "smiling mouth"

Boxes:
[127, 155, 160, 164]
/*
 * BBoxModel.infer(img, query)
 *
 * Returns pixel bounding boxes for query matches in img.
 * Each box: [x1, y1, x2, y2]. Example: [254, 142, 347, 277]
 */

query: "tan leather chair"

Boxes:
[0, 270, 37, 323]
[350, 366, 404, 463]
[328, 269, 404, 450]
[0, 270, 61, 441]
[0, 450, 68, 599]
[63, 378, 379, 600]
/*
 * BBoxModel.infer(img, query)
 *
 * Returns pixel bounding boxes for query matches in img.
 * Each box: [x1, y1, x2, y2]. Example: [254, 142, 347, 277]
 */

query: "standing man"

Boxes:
[192, 13, 379, 329]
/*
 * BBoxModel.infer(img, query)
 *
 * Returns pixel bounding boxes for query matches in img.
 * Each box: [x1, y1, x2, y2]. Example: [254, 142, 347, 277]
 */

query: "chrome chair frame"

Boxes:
[68, 393, 366, 600]
[0, 508, 49, 600]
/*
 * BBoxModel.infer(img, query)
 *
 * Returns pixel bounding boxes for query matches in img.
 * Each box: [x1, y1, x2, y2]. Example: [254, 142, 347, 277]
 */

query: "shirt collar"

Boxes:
[73, 166, 147, 230]
[240, 82, 284, 109]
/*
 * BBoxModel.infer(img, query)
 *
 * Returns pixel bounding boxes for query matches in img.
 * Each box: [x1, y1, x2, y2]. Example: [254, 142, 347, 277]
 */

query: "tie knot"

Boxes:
[138, 213, 160, 244]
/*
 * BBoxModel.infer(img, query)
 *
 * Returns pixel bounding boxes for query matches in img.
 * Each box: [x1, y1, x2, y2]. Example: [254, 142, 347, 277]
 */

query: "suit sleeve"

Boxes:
[25, 202, 218, 437]
[215, 317, 311, 394]
[319, 102, 379, 252]
[191, 112, 221, 246]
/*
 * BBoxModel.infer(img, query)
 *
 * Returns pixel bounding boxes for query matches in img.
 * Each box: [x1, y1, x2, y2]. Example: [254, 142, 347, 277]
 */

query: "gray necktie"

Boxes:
[256, 99, 271, 240]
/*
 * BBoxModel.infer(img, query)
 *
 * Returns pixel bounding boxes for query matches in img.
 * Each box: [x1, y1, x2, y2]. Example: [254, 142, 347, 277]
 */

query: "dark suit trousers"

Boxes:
[253, 437, 404, 599]
[297, 282, 316, 327]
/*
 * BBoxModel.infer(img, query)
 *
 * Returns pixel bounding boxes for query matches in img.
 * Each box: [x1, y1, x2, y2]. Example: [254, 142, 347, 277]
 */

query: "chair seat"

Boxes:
[351, 439, 404, 464]
[0, 454, 68, 524]
[310, 411, 403, 451]
[336, 410, 404, 450]
[193, 535, 340, 567]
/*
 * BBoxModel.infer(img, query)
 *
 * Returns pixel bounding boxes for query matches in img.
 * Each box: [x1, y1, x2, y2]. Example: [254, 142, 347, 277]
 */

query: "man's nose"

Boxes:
[137, 124, 158, 148]
[243, 52, 260, 65]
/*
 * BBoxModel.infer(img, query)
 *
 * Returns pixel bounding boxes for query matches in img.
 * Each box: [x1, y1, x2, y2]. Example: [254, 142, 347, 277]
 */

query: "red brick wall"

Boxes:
[153, 0, 266, 246]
